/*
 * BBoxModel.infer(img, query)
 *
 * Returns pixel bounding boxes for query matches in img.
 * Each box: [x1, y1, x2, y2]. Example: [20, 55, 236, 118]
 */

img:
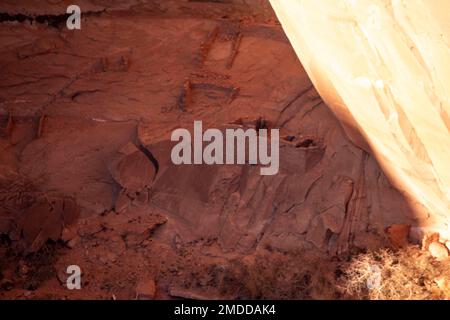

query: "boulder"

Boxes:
[136, 279, 156, 300]
[422, 232, 440, 251]
[108, 143, 156, 192]
[428, 242, 449, 261]
[19, 197, 80, 253]
[386, 224, 410, 248]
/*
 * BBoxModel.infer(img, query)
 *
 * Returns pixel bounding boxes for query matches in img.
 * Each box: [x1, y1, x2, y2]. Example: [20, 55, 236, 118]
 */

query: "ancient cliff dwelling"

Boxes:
[1, 0, 450, 301]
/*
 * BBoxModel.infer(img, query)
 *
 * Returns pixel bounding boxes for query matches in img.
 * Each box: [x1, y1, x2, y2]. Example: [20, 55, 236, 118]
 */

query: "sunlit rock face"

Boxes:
[270, 0, 450, 237]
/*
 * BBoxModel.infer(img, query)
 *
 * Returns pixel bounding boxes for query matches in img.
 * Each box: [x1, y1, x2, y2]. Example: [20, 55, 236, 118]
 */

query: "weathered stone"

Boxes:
[136, 279, 156, 300]
[66, 236, 80, 249]
[428, 242, 449, 261]
[61, 224, 78, 243]
[56, 269, 68, 286]
[320, 206, 345, 234]
[306, 216, 327, 249]
[422, 232, 440, 251]
[115, 191, 131, 213]
[78, 217, 104, 237]
[386, 224, 410, 248]
[293, 205, 314, 234]
[18, 197, 80, 253]
[133, 190, 149, 206]
[102, 48, 132, 72]
[109, 143, 156, 193]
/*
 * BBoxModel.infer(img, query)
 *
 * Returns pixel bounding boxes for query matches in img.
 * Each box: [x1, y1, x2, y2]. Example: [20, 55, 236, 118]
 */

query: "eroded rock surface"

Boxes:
[270, 0, 450, 238]
[0, 0, 422, 299]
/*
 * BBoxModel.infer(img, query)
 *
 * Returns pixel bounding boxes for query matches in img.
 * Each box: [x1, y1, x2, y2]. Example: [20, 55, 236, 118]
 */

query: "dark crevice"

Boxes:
[0, 12, 71, 28]
[70, 89, 101, 101]
[283, 135, 295, 142]
[296, 139, 316, 148]
[0, 10, 105, 29]
[255, 117, 267, 131]
[138, 145, 160, 175]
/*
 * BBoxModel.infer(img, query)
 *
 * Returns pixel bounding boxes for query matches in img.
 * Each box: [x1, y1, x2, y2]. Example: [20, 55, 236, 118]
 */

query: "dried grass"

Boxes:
[337, 246, 450, 300]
